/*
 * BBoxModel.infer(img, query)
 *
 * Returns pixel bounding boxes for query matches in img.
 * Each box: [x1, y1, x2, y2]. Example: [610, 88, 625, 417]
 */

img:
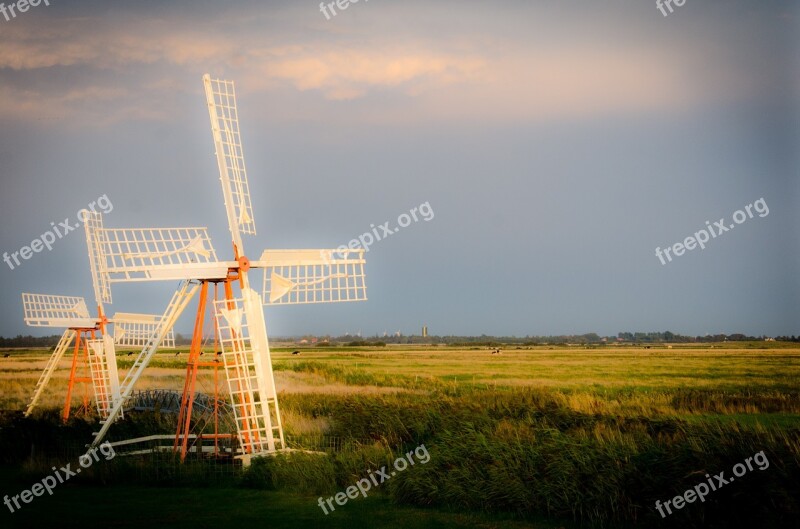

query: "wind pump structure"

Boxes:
[86, 74, 367, 462]
[21, 225, 175, 422]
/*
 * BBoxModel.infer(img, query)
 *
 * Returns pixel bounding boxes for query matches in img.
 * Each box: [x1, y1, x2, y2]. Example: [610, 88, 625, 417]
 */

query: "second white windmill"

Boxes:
[21, 213, 176, 421]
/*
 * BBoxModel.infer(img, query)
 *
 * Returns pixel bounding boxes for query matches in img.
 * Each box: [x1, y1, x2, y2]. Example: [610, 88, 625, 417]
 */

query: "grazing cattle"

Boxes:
[2, 353, 9, 358]
[292, 350, 301, 355]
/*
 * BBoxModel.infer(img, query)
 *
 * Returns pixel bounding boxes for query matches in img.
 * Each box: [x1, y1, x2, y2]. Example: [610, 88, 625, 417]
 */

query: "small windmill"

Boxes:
[20, 290, 174, 422]
[88, 75, 367, 462]
[21, 209, 178, 421]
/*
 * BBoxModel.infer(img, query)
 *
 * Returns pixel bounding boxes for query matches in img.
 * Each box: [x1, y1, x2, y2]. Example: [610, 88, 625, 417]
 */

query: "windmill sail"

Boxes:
[84, 220, 228, 283]
[259, 249, 367, 305]
[215, 289, 284, 455]
[22, 293, 96, 328]
[113, 312, 176, 348]
[204, 75, 256, 252]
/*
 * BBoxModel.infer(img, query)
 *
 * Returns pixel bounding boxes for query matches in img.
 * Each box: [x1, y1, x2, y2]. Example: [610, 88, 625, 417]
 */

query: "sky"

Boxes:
[0, 0, 797, 338]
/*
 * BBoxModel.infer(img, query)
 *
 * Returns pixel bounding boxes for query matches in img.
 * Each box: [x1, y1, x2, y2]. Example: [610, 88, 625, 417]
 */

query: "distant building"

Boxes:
[422, 325, 428, 338]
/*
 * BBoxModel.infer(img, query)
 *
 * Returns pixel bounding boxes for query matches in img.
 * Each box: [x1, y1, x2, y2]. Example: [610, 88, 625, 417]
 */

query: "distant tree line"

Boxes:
[280, 332, 800, 345]
[0, 335, 63, 347]
[2, 332, 798, 349]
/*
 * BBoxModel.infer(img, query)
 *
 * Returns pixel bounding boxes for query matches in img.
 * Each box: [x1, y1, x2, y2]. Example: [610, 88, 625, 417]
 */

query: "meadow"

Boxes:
[0, 343, 798, 528]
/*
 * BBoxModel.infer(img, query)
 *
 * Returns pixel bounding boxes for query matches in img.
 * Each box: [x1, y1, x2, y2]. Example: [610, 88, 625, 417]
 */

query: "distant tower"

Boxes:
[422, 325, 428, 338]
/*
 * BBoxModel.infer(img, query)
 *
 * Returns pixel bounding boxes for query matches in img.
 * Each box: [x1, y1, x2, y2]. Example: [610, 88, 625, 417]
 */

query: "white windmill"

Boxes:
[21, 221, 176, 422]
[88, 74, 367, 462]
[21, 296, 176, 422]
[21, 292, 108, 421]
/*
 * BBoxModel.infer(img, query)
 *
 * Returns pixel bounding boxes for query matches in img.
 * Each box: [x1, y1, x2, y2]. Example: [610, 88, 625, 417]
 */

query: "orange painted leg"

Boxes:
[62, 332, 83, 422]
[175, 281, 208, 460]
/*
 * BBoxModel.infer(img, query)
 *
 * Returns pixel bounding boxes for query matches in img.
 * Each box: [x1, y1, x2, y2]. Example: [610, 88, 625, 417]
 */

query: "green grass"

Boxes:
[0, 477, 564, 529]
[1, 344, 799, 528]
[267, 346, 800, 392]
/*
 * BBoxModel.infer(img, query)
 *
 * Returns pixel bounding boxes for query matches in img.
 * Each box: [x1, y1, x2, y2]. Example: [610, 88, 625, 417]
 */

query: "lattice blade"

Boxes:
[203, 74, 256, 251]
[84, 211, 112, 305]
[258, 249, 367, 305]
[93, 225, 227, 282]
[112, 313, 176, 349]
[87, 335, 121, 418]
[215, 288, 284, 455]
[22, 293, 96, 328]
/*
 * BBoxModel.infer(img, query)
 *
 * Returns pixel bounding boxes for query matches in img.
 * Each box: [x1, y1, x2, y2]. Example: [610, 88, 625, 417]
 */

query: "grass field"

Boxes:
[1, 343, 798, 528]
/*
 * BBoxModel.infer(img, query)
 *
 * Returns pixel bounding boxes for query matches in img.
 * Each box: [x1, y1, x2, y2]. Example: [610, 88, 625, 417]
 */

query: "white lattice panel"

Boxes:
[22, 293, 96, 328]
[113, 313, 176, 349]
[93, 225, 225, 282]
[259, 249, 367, 305]
[87, 335, 120, 418]
[215, 289, 283, 454]
[84, 211, 112, 304]
[204, 75, 256, 242]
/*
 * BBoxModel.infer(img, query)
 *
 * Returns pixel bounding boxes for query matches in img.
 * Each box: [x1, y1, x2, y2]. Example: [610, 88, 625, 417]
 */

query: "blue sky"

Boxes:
[0, 0, 797, 337]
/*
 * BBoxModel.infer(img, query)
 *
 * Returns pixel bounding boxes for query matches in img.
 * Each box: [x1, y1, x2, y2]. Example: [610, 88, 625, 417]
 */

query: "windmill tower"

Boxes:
[88, 75, 367, 463]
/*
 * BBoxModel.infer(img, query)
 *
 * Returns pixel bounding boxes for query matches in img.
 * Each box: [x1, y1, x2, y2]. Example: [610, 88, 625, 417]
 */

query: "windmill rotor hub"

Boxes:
[237, 255, 251, 272]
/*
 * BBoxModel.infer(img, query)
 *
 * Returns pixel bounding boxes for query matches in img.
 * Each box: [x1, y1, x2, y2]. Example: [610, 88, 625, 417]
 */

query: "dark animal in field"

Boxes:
[292, 350, 301, 355]
[2, 353, 9, 358]
[127, 352, 133, 356]
[216, 351, 222, 356]
[175, 352, 180, 357]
